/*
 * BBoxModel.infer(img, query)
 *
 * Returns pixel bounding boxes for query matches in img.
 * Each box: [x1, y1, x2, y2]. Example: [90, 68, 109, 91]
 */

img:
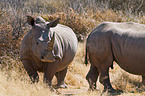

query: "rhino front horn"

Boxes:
[48, 32, 55, 48]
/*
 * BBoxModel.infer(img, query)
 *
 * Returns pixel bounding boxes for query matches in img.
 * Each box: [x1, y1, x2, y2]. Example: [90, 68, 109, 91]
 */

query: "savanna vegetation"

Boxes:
[0, 0, 145, 95]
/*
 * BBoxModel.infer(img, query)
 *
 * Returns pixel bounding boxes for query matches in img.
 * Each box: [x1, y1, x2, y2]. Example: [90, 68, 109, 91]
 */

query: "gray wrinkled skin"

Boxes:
[85, 22, 145, 93]
[20, 16, 77, 92]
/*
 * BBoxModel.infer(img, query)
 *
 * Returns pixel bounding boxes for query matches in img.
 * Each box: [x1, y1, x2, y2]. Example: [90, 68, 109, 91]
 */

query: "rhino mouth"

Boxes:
[40, 56, 55, 62]
[41, 59, 55, 62]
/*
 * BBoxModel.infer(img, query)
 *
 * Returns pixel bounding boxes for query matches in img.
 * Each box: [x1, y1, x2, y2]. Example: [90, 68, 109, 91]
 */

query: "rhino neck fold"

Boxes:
[49, 30, 54, 38]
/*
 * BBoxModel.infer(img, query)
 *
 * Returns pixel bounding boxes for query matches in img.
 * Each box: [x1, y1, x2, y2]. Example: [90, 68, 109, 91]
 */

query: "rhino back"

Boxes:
[51, 24, 77, 52]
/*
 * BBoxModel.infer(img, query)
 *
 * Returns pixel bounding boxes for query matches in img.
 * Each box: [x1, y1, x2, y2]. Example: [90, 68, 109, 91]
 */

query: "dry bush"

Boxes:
[1, 0, 145, 57]
[91, 9, 124, 22]
[0, 4, 28, 56]
[109, 0, 145, 15]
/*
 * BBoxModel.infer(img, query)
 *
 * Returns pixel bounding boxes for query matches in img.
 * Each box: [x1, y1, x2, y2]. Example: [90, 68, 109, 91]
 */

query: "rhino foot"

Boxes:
[103, 88, 122, 95]
[49, 86, 60, 94]
[88, 88, 100, 92]
[54, 83, 68, 89]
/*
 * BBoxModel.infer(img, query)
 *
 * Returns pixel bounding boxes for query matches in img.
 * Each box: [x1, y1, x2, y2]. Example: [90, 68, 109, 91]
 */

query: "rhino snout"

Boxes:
[40, 54, 55, 62]
[40, 49, 56, 62]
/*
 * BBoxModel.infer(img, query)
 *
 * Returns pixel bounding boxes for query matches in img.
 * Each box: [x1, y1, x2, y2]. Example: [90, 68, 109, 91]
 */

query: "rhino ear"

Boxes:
[27, 16, 35, 26]
[47, 18, 60, 28]
[48, 32, 55, 48]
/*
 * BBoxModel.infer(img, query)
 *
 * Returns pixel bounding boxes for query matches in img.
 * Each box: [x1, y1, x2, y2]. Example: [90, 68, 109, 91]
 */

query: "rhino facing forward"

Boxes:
[85, 22, 145, 93]
[20, 16, 77, 91]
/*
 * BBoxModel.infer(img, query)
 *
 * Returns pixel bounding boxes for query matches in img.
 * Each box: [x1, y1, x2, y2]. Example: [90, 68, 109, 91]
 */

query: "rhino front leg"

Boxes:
[142, 75, 145, 85]
[86, 65, 99, 91]
[54, 67, 68, 89]
[43, 60, 59, 92]
[22, 60, 39, 83]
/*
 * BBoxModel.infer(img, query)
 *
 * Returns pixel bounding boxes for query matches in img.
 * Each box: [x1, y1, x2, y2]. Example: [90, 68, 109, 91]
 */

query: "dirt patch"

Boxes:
[57, 87, 88, 96]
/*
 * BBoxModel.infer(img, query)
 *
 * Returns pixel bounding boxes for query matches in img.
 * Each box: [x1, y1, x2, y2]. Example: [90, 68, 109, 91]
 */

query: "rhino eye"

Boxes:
[36, 42, 39, 44]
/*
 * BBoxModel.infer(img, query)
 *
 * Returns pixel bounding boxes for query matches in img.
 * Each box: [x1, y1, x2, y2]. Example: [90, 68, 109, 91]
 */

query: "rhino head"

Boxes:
[27, 16, 60, 62]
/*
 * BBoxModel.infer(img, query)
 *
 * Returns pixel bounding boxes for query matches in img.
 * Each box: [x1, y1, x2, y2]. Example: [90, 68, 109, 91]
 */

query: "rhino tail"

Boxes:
[85, 45, 88, 65]
[110, 42, 114, 69]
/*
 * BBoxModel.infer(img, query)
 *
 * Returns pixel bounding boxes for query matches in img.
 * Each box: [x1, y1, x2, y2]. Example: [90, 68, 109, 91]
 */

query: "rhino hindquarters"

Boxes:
[86, 65, 99, 91]
[86, 31, 116, 92]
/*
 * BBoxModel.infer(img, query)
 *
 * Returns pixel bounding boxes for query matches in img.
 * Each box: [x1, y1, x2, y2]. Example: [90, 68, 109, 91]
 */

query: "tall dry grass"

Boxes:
[1, 0, 145, 95]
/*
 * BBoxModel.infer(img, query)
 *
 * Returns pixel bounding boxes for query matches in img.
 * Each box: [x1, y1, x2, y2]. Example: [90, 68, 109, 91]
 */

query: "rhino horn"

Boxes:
[27, 16, 35, 26]
[48, 32, 55, 48]
[44, 36, 49, 42]
[47, 18, 60, 28]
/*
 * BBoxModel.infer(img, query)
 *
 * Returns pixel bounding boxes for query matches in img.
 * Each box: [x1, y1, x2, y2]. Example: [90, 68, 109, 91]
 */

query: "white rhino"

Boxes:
[20, 16, 77, 92]
[85, 22, 145, 93]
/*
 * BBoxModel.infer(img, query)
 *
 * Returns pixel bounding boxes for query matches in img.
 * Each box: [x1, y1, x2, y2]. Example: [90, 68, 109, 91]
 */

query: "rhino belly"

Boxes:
[56, 42, 77, 72]
[112, 35, 145, 75]
[56, 52, 76, 72]
[113, 43, 145, 75]
[116, 55, 145, 75]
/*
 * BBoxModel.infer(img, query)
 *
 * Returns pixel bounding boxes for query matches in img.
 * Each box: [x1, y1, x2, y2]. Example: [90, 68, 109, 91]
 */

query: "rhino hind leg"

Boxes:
[98, 62, 116, 93]
[54, 67, 68, 89]
[22, 60, 39, 83]
[86, 65, 99, 91]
